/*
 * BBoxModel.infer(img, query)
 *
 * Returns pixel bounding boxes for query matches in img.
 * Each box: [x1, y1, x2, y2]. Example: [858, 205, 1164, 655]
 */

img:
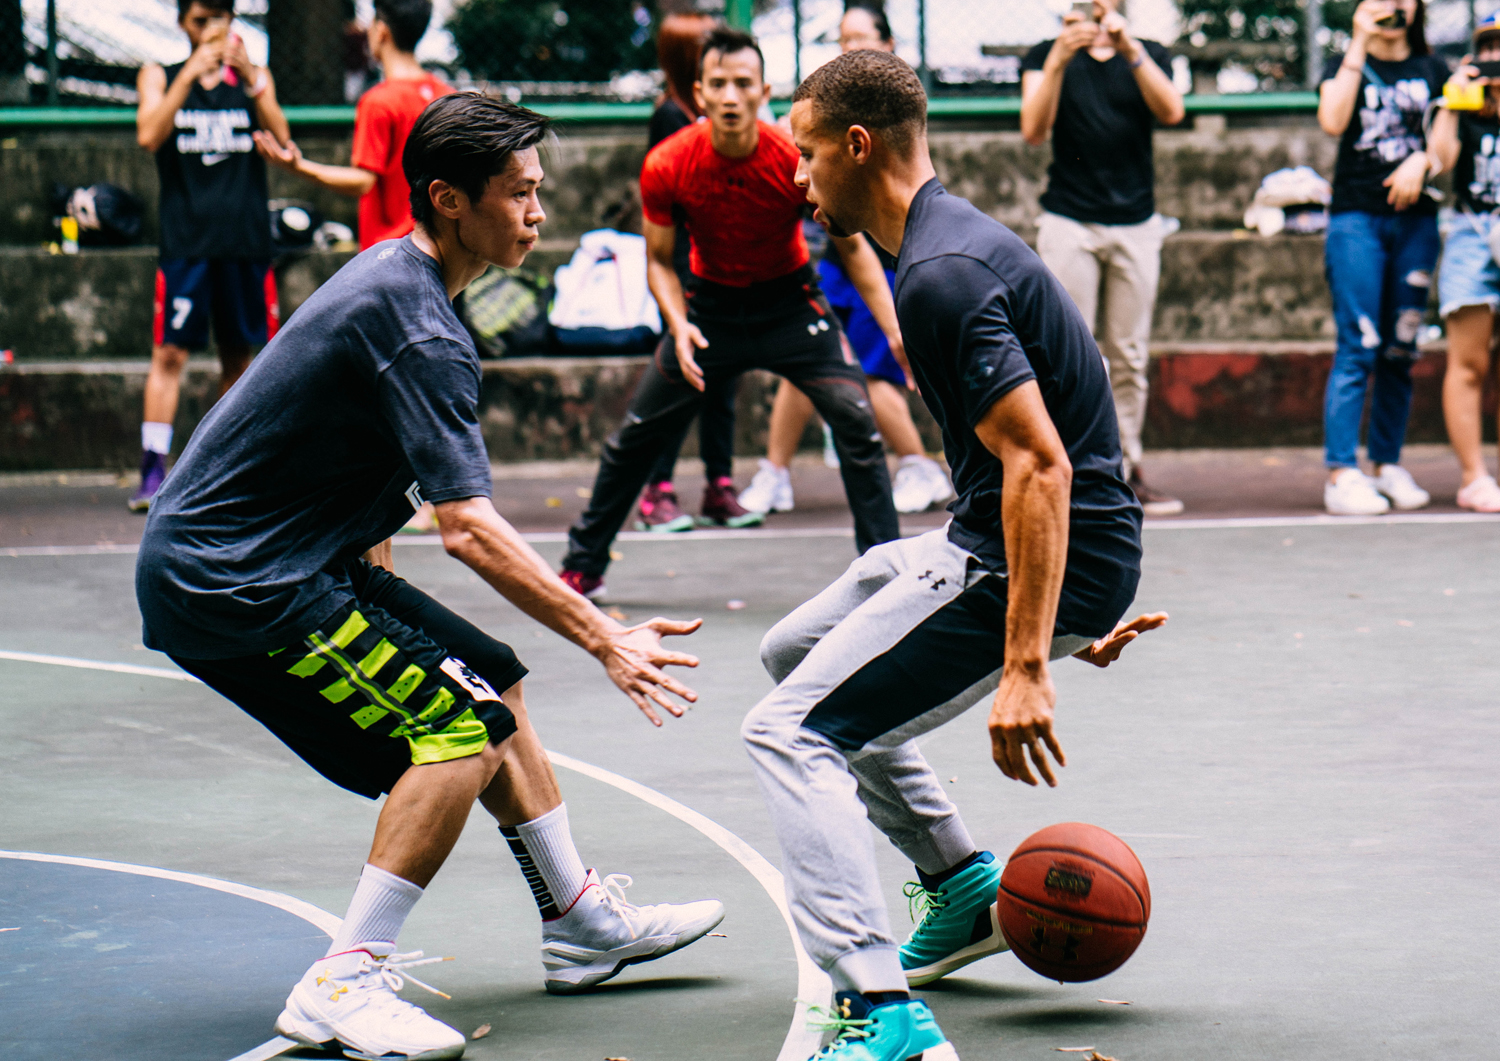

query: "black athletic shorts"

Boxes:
[173, 560, 527, 799]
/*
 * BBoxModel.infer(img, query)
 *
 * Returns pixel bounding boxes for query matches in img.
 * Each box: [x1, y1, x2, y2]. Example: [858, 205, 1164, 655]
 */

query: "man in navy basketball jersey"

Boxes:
[131, 0, 291, 511]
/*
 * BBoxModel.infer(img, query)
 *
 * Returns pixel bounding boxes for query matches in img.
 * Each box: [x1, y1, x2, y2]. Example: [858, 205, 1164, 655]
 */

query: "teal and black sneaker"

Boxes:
[807, 992, 960, 1060]
[899, 851, 1009, 987]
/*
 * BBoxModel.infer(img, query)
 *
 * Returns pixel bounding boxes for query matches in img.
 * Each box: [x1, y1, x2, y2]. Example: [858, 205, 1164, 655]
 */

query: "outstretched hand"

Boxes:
[988, 667, 1065, 787]
[1072, 611, 1169, 668]
[253, 130, 302, 173]
[600, 616, 703, 726]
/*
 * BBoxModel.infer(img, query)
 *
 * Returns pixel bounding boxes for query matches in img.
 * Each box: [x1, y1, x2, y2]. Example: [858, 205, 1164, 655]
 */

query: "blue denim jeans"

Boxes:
[1323, 210, 1439, 468]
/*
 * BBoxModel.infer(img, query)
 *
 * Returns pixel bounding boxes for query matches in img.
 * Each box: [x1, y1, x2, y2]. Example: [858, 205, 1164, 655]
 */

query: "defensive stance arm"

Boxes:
[973, 381, 1073, 786]
[644, 217, 710, 391]
[435, 496, 701, 725]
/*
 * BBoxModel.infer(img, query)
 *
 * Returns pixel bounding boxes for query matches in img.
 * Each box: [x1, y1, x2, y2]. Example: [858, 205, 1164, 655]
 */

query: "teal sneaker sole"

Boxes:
[903, 901, 1009, 987]
[633, 514, 695, 533]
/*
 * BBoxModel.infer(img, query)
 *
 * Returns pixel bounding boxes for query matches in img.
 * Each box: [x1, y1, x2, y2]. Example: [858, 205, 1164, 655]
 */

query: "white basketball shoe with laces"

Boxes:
[275, 945, 466, 1061]
[542, 869, 725, 994]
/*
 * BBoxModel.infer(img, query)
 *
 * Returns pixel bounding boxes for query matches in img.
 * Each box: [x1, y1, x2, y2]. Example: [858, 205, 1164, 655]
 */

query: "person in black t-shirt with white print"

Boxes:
[130, 0, 292, 514]
[1020, 0, 1185, 517]
[1317, 0, 1446, 516]
[1429, 13, 1500, 512]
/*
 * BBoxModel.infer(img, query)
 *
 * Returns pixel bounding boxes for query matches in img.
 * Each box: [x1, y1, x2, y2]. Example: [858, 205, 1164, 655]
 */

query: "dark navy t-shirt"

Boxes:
[137, 237, 493, 659]
[893, 179, 1142, 636]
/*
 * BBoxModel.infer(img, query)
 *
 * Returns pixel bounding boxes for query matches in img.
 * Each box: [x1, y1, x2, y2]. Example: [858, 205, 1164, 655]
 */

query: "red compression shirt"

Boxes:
[640, 120, 810, 287]
[351, 74, 453, 248]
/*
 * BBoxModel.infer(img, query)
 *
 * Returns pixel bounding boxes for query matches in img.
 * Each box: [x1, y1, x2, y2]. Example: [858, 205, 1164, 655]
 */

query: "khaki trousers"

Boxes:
[1036, 210, 1164, 475]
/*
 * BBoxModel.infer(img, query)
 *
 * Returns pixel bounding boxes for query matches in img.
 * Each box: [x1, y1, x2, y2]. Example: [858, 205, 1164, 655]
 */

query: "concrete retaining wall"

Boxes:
[0, 345, 1464, 473]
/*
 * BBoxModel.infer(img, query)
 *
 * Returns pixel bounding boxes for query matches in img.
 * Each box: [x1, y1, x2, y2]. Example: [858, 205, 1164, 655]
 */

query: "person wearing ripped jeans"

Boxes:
[1316, 0, 1445, 515]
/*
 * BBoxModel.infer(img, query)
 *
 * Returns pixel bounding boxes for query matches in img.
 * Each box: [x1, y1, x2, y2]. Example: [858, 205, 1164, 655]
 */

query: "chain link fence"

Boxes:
[11, 0, 1500, 109]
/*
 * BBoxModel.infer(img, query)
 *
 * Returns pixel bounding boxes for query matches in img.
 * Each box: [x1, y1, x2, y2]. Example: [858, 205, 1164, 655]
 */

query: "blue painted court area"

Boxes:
[0, 857, 328, 1061]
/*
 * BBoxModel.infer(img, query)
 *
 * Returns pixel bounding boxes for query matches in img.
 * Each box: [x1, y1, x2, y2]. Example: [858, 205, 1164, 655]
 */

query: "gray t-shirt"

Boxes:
[137, 237, 492, 659]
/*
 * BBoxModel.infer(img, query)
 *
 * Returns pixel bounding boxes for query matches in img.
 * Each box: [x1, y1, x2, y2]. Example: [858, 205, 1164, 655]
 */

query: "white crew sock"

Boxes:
[500, 802, 589, 920]
[141, 421, 173, 455]
[327, 863, 423, 955]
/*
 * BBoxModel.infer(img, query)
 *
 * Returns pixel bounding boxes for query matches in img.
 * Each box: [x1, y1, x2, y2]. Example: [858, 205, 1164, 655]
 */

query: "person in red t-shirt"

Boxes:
[254, 0, 451, 248]
[560, 28, 901, 599]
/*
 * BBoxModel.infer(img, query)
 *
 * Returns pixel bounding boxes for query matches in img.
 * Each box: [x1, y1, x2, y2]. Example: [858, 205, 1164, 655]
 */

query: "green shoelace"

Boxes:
[902, 880, 949, 934]
[804, 998, 874, 1056]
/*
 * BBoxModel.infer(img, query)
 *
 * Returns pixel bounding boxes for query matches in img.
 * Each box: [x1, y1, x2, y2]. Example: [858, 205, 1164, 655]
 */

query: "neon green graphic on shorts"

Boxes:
[409, 707, 490, 764]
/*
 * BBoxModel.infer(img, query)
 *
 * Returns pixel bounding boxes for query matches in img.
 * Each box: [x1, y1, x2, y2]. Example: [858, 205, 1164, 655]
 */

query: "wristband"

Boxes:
[1340, 61, 1364, 75]
[1129, 52, 1145, 70]
[246, 69, 268, 99]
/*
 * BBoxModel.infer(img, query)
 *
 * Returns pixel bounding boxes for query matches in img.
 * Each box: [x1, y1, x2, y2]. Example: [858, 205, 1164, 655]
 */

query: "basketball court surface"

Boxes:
[3, 480, 1498, 1060]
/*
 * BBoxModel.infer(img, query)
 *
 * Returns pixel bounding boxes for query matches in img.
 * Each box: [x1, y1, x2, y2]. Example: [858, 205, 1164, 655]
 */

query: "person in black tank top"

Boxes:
[128, 0, 291, 513]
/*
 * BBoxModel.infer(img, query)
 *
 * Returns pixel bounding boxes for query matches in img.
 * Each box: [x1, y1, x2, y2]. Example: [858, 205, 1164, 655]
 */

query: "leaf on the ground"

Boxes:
[1398, 619, 1414, 627]
[1097, 998, 1131, 1005]
[708, 931, 728, 937]
[0, 927, 18, 932]
[606, 607, 628, 621]
[666, 569, 676, 578]
[605, 1056, 632, 1060]
[727, 599, 746, 610]
[610, 549, 624, 560]
[471, 1024, 491, 1039]
[1087, 1053, 1117, 1061]
[576, 487, 592, 498]
[1054, 1048, 1096, 1053]
[544, 497, 563, 508]
[948, 776, 958, 783]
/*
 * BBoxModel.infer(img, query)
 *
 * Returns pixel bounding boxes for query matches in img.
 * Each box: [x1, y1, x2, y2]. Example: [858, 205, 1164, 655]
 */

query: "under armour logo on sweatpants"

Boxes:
[916, 569, 946, 590]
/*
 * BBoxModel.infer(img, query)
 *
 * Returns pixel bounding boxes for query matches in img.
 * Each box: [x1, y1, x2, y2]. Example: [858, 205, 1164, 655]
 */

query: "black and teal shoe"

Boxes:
[899, 852, 1008, 987]
[807, 992, 959, 1060]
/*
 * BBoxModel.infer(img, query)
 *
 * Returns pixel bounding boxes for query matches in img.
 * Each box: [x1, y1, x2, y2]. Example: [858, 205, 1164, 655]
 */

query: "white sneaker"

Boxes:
[1457, 473, 1500, 512]
[275, 945, 465, 1061]
[1324, 468, 1390, 516]
[542, 869, 725, 994]
[1373, 464, 1431, 510]
[739, 459, 794, 513]
[892, 455, 954, 514]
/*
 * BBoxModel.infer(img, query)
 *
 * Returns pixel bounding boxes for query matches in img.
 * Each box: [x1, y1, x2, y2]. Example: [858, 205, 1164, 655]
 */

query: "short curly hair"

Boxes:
[792, 49, 925, 156]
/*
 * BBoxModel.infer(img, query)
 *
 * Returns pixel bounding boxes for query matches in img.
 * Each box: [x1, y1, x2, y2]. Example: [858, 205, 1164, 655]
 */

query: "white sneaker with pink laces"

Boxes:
[1457, 474, 1500, 512]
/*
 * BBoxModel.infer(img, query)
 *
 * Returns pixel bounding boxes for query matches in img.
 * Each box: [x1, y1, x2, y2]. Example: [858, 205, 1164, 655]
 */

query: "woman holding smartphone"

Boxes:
[1316, 0, 1445, 515]
[1428, 15, 1500, 510]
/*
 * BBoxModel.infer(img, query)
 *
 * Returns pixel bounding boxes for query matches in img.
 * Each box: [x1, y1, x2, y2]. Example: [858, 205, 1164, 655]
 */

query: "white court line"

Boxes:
[1, 652, 827, 1061]
[0, 650, 200, 681]
[547, 750, 829, 1061]
[5, 510, 1500, 558]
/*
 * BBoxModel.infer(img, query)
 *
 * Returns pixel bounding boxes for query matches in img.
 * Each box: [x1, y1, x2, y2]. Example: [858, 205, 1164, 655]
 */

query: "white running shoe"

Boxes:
[1324, 468, 1390, 516]
[1457, 473, 1500, 512]
[892, 455, 954, 514]
[275, 945, 465, 1061]
[542, 869, 725, 994]
[1373, 464, 1431, 510]
[740, 459, 794, 513]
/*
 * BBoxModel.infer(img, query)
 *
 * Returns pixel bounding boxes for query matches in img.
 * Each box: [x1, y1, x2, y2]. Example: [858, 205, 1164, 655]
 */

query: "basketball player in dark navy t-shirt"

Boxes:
[558, 28, 901, 600]
[738, 50, 1167, 1061]
[130, 0, 291, 513]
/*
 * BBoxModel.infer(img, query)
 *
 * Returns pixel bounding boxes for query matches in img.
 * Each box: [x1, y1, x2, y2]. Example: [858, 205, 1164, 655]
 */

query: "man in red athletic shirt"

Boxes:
[255, 0, 451, 248]
[560, 28, 901, 598]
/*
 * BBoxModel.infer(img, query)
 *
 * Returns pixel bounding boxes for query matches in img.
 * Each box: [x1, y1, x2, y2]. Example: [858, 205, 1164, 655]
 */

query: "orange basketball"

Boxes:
[996, 822, 1150, 983]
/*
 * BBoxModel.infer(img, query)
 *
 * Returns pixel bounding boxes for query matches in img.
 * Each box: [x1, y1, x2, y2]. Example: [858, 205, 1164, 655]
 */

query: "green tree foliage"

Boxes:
[448, 0, 657, 82]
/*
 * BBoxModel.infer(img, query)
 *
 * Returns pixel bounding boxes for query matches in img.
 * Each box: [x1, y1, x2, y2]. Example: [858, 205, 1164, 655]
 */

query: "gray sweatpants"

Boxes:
[741, 527, 1092, 993]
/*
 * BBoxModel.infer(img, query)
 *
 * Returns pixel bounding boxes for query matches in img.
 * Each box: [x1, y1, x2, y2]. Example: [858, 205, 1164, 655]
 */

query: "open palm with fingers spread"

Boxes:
[1073, 611, 1169, 667]
[601, 617, 703, 726]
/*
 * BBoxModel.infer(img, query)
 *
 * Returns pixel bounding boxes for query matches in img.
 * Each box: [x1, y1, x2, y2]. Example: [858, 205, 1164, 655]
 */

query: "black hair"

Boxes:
[374, 0, 433, 54]
[178, 0, 233, 18]
[844, 1, 892, 44]
[793, 48, 925, 155]
[698, 26, 764, 80]
[404, 92, 550, 228]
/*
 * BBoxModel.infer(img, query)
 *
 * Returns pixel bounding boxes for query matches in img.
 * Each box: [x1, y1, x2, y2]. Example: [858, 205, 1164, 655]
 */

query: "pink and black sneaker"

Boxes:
[559, 568, 607, 601]
[700, 477, 765, 529]
[633, 481, 694, 533]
